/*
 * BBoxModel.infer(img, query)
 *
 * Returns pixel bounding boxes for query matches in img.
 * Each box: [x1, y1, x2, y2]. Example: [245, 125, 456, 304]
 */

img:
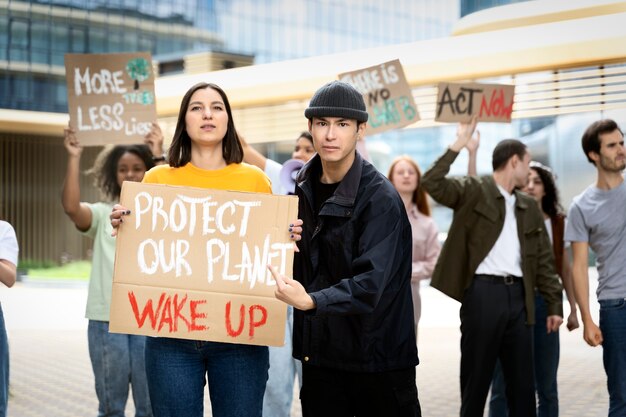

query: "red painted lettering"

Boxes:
[173, 294, 191, 331]
[479, 89, 513, 120]
[248, 305, 268, 339]
[225, 301, 246, 337]
[128, 291, 166, 330]
[158, 296, 173, 332]
[190, 300, 208, 331]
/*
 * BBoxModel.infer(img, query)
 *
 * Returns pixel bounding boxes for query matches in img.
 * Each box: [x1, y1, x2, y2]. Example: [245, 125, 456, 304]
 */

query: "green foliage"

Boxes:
[17, 258, 57, 270]
[23, 261, 91, 281]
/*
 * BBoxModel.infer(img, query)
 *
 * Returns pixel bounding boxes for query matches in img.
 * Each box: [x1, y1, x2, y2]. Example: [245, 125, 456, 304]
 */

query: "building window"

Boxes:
[31, 21, 50, 65]
[9, 19, 29, 62]
[51, 25, 69, 66]
[70, 26, 87, 53]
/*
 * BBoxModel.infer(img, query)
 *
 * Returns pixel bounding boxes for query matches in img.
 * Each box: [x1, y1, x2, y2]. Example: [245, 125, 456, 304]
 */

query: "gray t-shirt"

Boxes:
[565, 180, 626, 300]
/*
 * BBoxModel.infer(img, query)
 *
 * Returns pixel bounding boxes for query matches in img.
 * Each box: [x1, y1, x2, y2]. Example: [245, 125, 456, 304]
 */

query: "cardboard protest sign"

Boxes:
[435, 82, 515, 123]
[65, 52, 157, 146]
[339, 59, 419, 135]
[109, 182, 298, 347]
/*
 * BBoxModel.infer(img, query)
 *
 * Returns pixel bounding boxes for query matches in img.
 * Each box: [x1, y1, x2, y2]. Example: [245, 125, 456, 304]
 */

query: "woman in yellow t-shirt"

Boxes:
[111, 82, 301, 417]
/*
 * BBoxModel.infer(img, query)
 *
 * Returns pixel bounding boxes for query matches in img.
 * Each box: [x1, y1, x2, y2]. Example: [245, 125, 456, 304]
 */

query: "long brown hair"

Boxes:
[387, 155, 431, 216]
[167, 82, 243, 167]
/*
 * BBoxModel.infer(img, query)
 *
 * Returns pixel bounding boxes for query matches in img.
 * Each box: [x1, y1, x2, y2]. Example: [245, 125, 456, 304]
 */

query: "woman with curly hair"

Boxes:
[62, 123, 164, 417]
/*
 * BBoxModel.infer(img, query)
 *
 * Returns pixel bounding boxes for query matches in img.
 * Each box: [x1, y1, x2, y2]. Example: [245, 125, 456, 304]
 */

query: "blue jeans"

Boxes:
[0, 304, 8, 417]
[88, 320, 152, 417]
[599, 298, 626, 417]
[145, 337, 269, 417]
[263, 306, 302, 417]
[489, 292, 559, 417]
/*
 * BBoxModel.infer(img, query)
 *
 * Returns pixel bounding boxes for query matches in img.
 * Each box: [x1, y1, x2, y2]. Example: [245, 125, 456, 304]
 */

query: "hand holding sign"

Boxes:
[143, 122, 165, 158]
[110, 203, 131, 237]
[63, 125, 83, 158]
[450, 117, 478, 153]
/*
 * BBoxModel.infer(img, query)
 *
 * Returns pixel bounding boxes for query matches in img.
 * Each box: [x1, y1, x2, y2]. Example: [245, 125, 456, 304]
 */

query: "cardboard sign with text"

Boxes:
[435, 82, 515, 123]
[109, 182, 298, 346]
[65, 52, 157, 146]
[339, 59, 419, 135]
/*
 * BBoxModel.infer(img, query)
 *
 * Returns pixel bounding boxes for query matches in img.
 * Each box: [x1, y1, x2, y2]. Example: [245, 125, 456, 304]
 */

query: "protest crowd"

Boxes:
[2, 54, 626, 417]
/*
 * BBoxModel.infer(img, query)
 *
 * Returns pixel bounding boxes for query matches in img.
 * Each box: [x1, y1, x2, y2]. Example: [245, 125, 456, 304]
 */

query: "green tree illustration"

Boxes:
[125, 58, 151, 90]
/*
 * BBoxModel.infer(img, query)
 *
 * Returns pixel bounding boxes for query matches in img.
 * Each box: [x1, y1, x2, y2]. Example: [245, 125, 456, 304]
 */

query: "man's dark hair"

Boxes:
[167, 82, 243, 167]
[492, 139, 527, 171]
[581, 119, 623, 164]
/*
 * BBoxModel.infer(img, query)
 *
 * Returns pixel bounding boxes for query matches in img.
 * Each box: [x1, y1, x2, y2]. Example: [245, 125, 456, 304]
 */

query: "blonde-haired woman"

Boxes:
[388, 156, 441, 339]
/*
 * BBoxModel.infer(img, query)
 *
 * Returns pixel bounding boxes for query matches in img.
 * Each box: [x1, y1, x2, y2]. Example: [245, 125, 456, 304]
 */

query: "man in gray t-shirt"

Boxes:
[564, 119, 626, 417]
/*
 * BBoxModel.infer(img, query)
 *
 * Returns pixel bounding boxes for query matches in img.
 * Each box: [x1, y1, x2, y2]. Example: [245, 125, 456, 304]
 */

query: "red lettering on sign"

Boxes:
[224, 302, 269, 339]
[479, 89, 513, 119]
[128, 291, 166, 329]
[225, 301, 246, 337]
[248, 305, 268, 338]
[190, 300, 207, 331]
[127, 291, 207, 332]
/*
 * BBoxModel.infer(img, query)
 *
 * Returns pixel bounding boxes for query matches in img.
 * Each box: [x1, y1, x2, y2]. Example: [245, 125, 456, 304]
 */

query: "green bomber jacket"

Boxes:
[422, 148, 563, 324]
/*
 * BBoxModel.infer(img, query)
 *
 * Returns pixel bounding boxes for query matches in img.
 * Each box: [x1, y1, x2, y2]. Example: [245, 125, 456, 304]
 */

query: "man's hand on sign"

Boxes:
[110, 204, 131, 237]
[465, 129, 480, 154]
[289, 219, 303, 253]
[268, 264, 316, 311]
[64, 124, 82, 158]
[450, 116, 478, 153]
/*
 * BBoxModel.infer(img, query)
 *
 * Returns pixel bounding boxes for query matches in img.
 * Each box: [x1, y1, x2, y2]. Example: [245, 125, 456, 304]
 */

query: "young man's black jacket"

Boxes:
[292, 151, 419, 372]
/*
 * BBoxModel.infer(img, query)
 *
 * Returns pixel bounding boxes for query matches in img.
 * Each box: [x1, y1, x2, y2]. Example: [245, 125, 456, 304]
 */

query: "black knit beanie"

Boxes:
[304, 80, 369, 122]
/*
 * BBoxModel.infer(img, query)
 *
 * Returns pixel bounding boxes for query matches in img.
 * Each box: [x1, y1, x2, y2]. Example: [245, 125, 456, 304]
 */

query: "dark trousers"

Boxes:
[460, 277, 535, 417]
[300, 364, 421, 417]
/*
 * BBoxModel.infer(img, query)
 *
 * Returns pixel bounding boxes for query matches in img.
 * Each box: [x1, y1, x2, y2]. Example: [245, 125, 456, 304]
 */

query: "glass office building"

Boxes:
[0, 0, 222, 112]
[0, 0, 460, 262]
[1, 0, 459, 113]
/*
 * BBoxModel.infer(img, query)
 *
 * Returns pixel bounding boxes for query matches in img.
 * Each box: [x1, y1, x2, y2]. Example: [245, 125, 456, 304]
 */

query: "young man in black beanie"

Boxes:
[268, 80, 421, 417]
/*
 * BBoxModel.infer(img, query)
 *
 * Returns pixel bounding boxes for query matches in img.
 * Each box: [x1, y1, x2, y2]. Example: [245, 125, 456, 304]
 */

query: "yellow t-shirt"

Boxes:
[143, 162, 272, 194]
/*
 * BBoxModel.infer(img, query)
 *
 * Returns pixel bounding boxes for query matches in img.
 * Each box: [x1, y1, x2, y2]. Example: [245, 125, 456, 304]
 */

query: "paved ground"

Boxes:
[0, 273, 608, 417]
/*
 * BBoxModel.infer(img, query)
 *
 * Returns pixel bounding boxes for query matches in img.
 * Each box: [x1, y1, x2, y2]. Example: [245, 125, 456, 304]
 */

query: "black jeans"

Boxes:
[460, 277, 535, 417]
[300, 364, 421, 417]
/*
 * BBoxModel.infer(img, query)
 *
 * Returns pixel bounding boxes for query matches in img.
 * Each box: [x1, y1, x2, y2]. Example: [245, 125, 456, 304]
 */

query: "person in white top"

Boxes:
[0, 220, 18, 417]
[422, 119, 563, 417]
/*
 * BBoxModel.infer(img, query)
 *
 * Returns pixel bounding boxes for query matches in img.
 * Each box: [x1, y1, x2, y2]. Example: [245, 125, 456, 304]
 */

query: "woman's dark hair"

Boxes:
[167, 82, 243, 167]
[387, 155, 431, 216]
[530, 161, 563, 219]
[90, 144, 154, 200]
[298, 131, 313, 143]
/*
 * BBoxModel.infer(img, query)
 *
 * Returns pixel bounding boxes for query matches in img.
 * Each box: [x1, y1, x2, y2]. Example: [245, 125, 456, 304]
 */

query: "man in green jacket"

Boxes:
[422, 119, 564, 417]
